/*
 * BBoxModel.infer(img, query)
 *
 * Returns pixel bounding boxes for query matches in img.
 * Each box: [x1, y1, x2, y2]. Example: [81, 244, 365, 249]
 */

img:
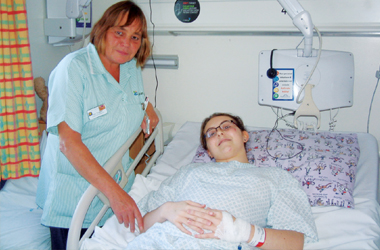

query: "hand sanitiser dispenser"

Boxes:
[44, 0, 92, 46]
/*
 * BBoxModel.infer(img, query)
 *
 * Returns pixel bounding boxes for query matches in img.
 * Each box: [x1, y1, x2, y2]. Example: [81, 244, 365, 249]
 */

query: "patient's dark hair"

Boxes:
[200, 113, 246, 150]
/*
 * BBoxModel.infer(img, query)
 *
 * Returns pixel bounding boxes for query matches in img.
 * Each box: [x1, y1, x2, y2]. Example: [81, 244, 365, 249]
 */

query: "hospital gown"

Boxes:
[126, 161, 318, 249]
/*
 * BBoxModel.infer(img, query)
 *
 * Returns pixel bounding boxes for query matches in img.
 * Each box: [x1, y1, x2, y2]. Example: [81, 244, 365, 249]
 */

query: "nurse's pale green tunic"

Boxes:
[36, 43, 145, 228]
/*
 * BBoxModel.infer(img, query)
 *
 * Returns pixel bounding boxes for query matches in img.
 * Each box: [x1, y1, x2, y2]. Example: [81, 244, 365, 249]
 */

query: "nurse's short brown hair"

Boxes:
[90, 1, 150, 67]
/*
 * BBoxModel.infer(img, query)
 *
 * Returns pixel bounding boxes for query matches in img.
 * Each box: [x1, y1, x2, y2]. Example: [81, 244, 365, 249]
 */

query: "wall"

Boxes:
[25, 0, 118, 113]
[26, 0, 380, 148]
[134, 0, 380, 35]
[26, 0, 68, 113]
[136, 0, 380, 148]
[142, 35, 380, 142]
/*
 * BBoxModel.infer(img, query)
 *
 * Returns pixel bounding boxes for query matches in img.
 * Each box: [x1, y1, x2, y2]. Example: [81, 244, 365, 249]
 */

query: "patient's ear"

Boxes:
[207, 150, 214, 159]
[243, 131, 249, 142]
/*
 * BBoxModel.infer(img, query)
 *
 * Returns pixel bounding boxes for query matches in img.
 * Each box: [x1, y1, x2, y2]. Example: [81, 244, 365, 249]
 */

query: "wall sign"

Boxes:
[174, 0, 200, 23]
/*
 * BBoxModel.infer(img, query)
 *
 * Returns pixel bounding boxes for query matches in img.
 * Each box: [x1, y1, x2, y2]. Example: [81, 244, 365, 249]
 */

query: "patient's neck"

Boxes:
[215, 154, 249, 164]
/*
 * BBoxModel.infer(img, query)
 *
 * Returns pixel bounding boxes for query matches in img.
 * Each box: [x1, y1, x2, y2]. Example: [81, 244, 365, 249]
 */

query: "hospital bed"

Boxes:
[76, 119, 380, 249]
[0, 111, 164, 250]
[1, 114, 380, 249]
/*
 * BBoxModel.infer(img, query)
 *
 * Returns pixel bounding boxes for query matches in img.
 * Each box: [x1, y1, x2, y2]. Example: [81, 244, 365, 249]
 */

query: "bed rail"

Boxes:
[66, 109, 164, 250]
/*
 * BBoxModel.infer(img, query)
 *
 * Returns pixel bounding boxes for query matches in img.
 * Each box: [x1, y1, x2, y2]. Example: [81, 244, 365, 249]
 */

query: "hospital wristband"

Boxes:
[248, 225, 266, 248]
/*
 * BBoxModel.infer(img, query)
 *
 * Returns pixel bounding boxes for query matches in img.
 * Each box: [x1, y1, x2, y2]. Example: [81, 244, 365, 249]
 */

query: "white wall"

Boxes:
[136, 0, 380, 148]
[26, 0, 118, 113]
[26, 0, 68, 114]
[142, 35, 380, 143]
[26, 0, 380, 148]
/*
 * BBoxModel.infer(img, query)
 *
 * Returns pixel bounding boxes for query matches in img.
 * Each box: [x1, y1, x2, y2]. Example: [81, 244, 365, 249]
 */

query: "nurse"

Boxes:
[36, 1, 158, 249]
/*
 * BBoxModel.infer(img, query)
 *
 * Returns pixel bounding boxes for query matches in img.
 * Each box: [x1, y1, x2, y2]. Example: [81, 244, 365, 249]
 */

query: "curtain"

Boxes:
[0, 0, 40, 180]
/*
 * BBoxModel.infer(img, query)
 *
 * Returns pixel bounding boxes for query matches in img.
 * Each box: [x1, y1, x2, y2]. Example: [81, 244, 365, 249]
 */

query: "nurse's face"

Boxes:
[100, 14, 142, 69]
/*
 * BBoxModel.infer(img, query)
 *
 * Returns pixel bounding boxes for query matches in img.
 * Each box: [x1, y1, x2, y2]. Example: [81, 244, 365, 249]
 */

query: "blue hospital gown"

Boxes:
[126, 161, 318, 249]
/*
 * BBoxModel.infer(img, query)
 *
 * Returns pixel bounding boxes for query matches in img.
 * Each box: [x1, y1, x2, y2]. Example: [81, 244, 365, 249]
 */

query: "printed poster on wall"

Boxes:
[174, 0, 200, 23]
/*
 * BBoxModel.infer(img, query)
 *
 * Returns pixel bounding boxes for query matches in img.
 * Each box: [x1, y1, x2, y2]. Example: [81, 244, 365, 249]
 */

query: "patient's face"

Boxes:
[204, 115, 249, 163]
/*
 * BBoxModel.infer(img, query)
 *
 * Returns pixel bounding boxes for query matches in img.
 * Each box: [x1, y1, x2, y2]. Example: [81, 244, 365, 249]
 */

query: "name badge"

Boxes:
[88, 104, 107, 120]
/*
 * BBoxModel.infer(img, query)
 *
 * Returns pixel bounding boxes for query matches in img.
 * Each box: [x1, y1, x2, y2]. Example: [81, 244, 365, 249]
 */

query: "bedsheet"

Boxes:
[0, 177, 50, 250]
[82, 175, 380, 249]
[82, 122, 380, 250]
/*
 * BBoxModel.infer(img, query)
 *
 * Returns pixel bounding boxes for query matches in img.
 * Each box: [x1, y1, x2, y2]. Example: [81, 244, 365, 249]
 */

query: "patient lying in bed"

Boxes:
[85, 113, 318, 249]
[131, 113, 318, 249]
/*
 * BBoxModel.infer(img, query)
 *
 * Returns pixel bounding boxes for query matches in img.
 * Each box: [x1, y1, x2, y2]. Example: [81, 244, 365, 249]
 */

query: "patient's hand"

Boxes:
[143, 200, 214, 235]
[187, 208, 228, 239]
[162, 201, 213, 235]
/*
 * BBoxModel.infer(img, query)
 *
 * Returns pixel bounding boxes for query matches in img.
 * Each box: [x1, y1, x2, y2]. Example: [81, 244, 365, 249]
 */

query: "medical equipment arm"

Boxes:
[277, 0, 314, 57]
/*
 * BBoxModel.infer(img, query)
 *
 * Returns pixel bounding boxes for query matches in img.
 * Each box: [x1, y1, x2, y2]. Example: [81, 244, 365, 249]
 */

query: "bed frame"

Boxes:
[66, 110, 164, 250]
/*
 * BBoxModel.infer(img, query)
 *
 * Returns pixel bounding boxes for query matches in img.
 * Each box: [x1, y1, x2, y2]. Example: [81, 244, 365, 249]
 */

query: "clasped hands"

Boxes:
[162, 200, 229, 240]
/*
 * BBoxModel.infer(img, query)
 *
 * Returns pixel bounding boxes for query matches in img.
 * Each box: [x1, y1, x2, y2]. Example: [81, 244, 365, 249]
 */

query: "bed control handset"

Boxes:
[143, 96, 150, 135]
[145, 115, 150, 135]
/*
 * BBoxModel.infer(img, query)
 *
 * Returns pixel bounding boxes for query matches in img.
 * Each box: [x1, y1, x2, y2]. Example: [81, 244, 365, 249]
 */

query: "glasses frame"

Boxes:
[204, 120, 237, 139]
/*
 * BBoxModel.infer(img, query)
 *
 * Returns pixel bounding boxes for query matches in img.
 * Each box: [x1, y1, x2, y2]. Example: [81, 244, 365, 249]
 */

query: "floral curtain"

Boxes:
[0, 0, 40, 180]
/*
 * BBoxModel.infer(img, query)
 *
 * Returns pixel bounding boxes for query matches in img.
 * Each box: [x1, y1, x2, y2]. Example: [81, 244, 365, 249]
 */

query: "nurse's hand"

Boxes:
[141, 102, 159, 138]
[108, 187, 144, 233]
[57, 121, 144, 233]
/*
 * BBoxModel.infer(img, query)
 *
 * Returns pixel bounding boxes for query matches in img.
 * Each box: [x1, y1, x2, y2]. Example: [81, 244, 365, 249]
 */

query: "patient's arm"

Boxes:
[187, 208, 304, 250]
[142, 200, 212, 235]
